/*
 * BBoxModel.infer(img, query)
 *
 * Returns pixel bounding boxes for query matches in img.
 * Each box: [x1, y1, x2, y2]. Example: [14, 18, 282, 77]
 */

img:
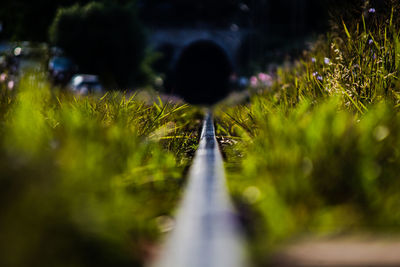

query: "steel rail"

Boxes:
[151, 112, 246, 267]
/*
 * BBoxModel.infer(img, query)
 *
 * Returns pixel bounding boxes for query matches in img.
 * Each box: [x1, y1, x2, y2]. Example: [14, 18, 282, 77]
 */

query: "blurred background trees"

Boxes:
[0, 0, 132, 41]
[49, 2, 146, 88]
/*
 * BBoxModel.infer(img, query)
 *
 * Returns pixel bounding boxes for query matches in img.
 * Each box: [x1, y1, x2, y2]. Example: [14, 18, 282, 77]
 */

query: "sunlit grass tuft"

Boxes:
[250, 3, 400, 112]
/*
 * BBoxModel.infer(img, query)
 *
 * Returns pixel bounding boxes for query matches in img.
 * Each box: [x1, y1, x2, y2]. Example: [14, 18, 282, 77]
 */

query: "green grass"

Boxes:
[3, 4, 400, 267]
[215, 3, 400, 266]
[0, 72, 201, 267]
[259, 4, 400, 112]
[217, 98, 400, 265]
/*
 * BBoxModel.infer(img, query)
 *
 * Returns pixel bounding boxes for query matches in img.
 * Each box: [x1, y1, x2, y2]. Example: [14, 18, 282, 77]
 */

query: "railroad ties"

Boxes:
[151, 112, 246, 267]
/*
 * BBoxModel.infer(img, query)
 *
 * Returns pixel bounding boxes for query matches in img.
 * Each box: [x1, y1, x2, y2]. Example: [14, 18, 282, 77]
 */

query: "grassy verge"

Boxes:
[0, 72, 201, 267]
[216, 3, 400, 266]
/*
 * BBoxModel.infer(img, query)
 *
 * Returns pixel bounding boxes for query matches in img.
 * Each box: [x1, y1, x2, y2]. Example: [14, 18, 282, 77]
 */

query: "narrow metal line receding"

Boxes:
[151, 112, 246, 267]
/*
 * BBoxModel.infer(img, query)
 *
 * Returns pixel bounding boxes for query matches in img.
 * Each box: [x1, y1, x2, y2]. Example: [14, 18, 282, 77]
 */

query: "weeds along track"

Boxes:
[152, 112, 246, 267]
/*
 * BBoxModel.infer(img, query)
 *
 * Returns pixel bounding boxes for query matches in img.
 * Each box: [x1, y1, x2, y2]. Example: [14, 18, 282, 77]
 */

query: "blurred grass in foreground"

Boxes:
[0, 72, 201, 267]
[217, 98, 400, 265]
[215, 2, 400, 266]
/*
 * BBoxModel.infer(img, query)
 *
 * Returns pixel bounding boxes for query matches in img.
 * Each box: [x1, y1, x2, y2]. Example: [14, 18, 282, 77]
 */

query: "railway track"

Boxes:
[151, 112, 246, 267]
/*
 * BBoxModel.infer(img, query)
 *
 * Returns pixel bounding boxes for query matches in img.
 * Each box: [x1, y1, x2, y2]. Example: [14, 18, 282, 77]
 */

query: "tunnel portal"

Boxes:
[172, 40, 233, 105]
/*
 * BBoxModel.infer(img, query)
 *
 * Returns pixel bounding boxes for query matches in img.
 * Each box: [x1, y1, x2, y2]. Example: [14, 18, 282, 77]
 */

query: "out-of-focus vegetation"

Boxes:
[215, 1, 400, 265]
[0, 72, 201, 267]
[217, 99, 400, 265]
[0, 0, 133, 41]
[49, 2, 148, 88]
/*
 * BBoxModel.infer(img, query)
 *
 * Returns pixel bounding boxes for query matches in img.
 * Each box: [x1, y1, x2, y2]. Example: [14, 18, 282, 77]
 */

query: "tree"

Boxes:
[0, 0, 91, 41]
[49, 2, 147, 88]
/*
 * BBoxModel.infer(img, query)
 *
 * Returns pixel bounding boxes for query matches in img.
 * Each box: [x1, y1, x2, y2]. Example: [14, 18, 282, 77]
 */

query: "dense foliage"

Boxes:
[0, 0, 133, 41]
[49, 2, 147, 88]
[0, 73, 200, 267]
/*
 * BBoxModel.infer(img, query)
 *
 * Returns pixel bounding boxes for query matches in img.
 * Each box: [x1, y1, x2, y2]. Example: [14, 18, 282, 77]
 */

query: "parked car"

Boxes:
[69, 74, 103, 95]
[48, 56, 77, 85]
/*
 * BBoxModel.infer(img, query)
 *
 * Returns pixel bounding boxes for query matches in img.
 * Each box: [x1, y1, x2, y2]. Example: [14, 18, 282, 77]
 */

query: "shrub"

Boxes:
[49, 2, 147, 88]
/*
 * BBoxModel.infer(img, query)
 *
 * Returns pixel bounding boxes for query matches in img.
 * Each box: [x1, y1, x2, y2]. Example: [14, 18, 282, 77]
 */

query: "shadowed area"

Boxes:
[173, 40, 233, 105]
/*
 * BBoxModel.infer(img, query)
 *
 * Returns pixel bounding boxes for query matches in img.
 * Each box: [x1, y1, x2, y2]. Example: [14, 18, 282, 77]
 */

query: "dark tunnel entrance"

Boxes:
[172, 40, 233, 105]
